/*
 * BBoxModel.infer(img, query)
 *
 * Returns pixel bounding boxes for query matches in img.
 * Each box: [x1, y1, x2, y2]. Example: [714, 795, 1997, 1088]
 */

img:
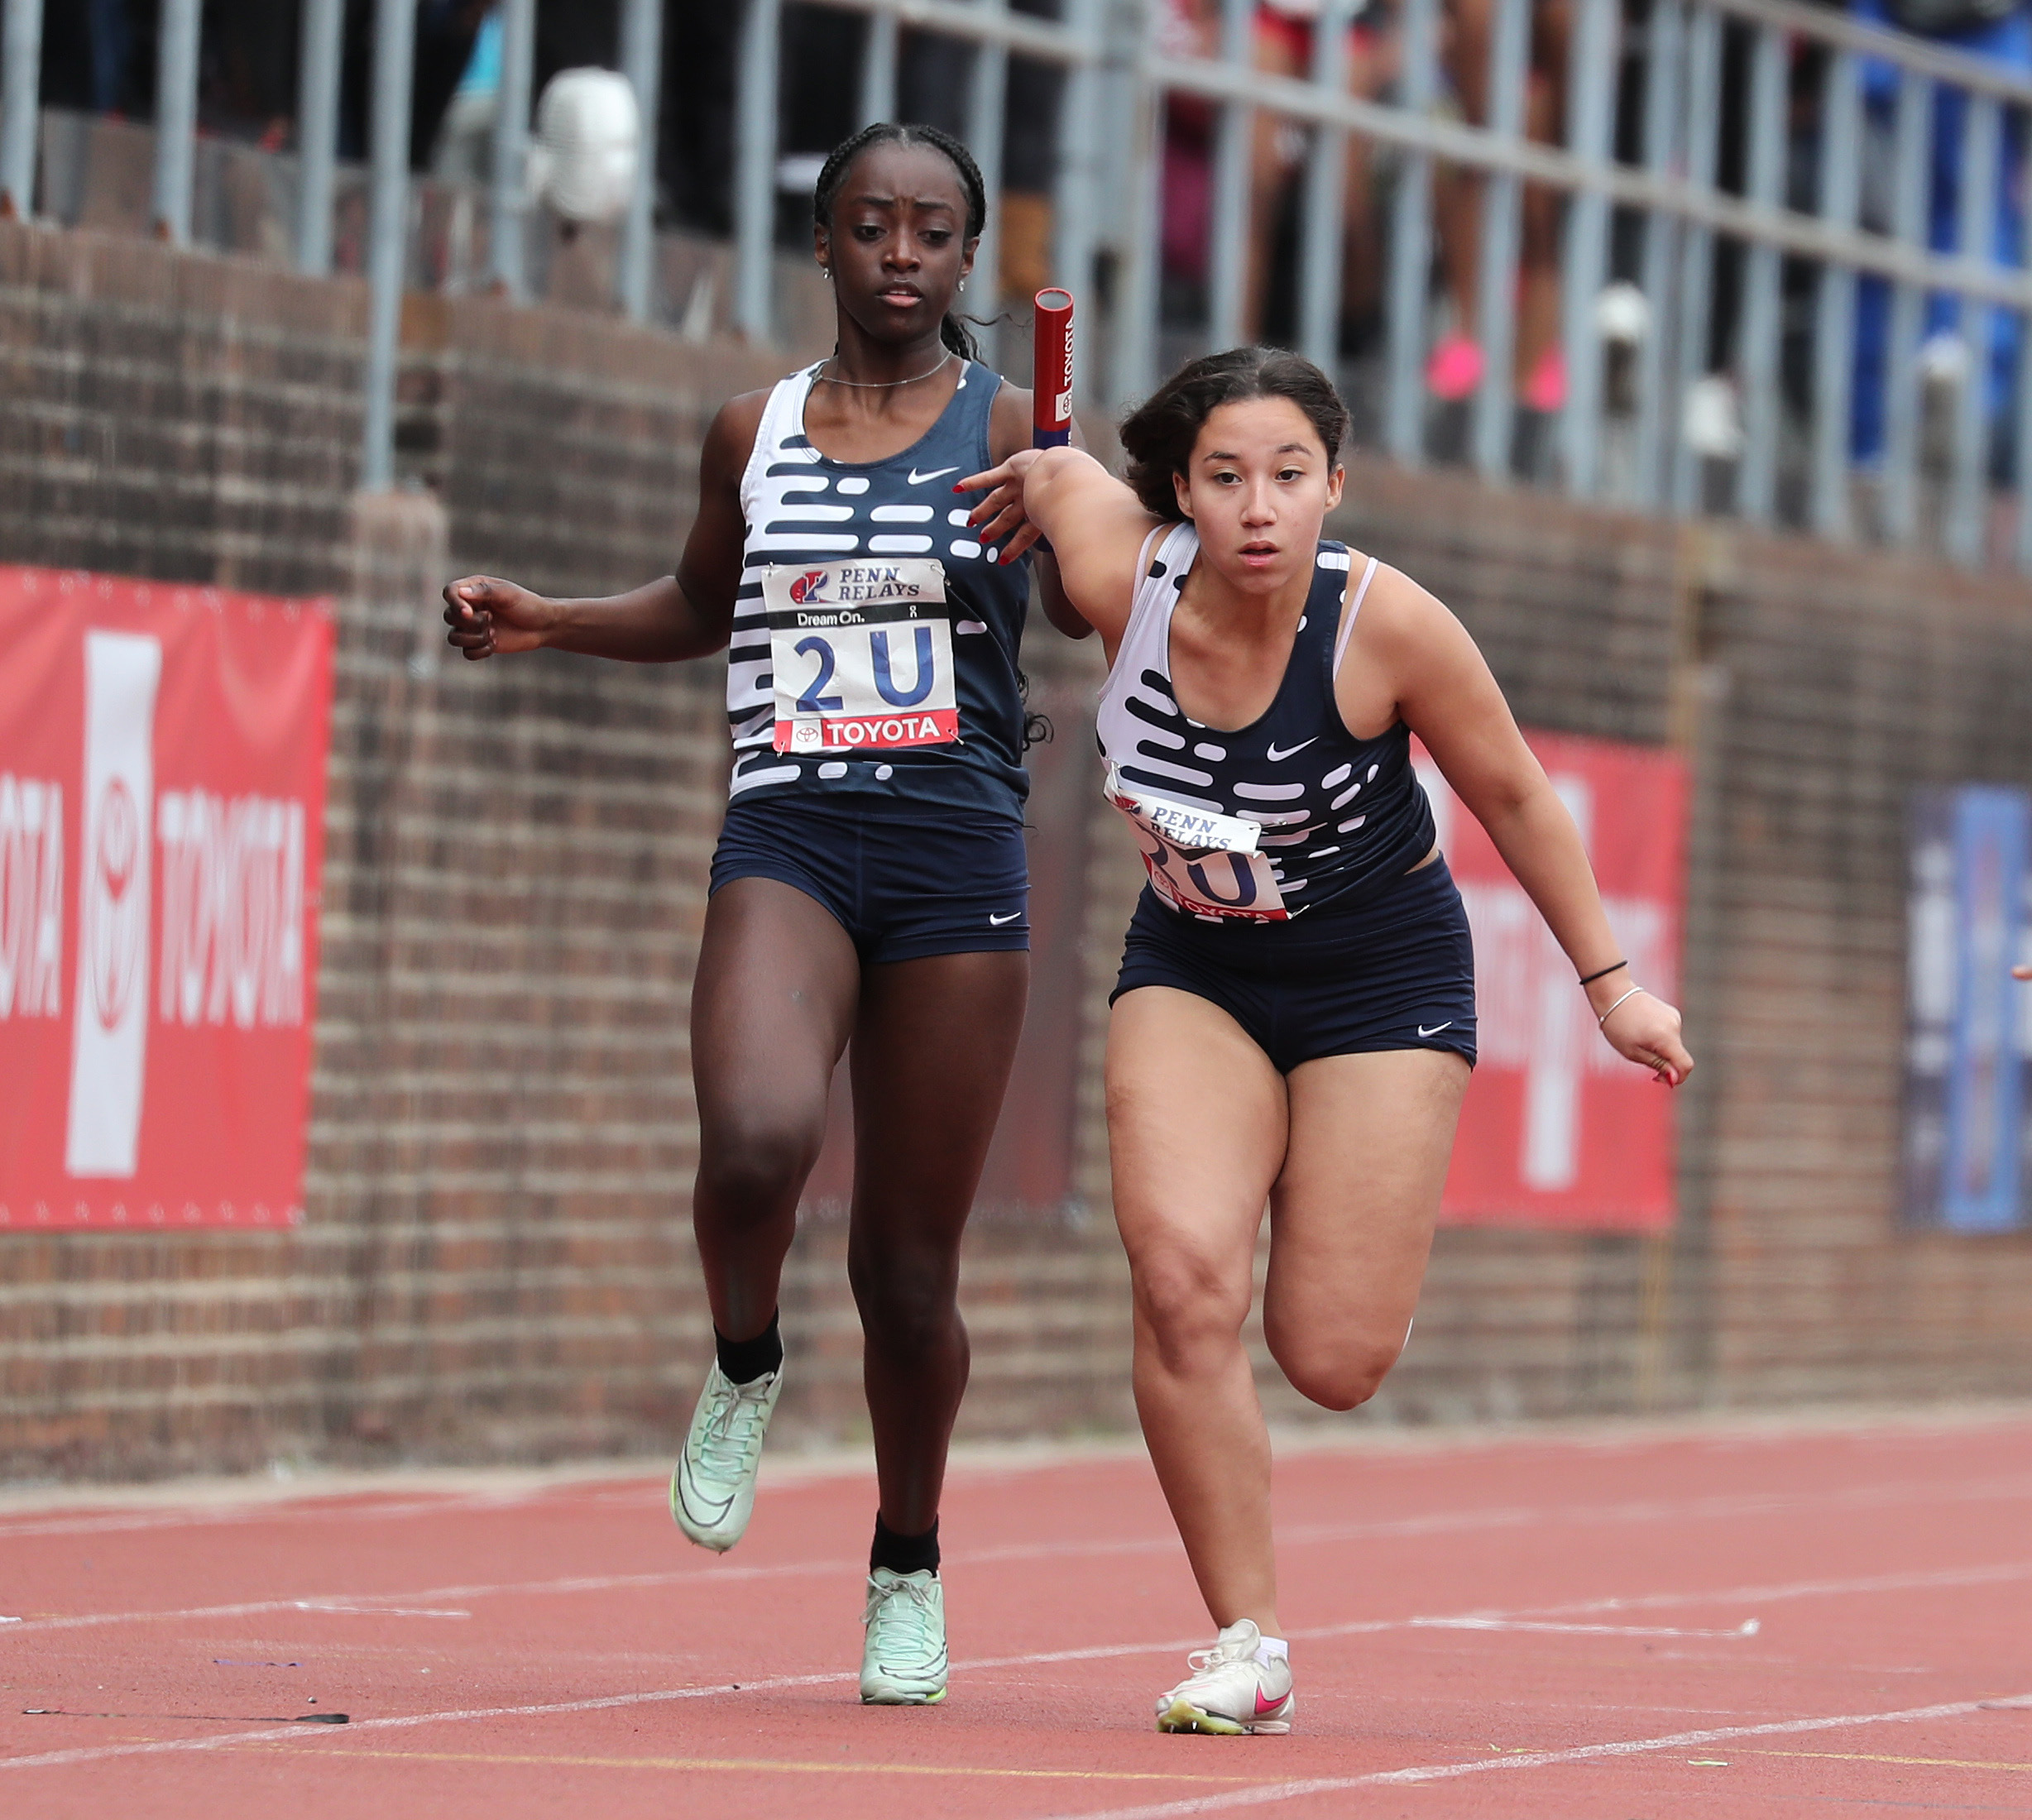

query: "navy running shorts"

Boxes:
[1111, 855, 1477, 1074]
[709, 793, 1030, 965]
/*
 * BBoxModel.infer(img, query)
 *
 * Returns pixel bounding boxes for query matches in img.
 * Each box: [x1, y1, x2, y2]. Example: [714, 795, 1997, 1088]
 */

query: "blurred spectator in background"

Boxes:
[38, 0, 496, 169]
[1427, 0, 1571, 413]
[1249, 0, 1400, 345]
[40, 0, 147, 117]
[1158, 0, 1221, 310]
[432, 5, 504, 184]
[1850, 0, 2031, 477]
[1161, 0, 1400, 347]
[669, 0, 739, 237]
[343, 0, 493, 166]
[199, 0, 300, 148]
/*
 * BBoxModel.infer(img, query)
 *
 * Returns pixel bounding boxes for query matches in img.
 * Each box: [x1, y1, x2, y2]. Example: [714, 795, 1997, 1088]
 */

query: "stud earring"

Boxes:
[958, 279, 967, 293]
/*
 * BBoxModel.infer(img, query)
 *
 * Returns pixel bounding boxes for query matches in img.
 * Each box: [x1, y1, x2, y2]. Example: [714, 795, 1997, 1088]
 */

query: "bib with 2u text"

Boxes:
[764, 559, 958, 754]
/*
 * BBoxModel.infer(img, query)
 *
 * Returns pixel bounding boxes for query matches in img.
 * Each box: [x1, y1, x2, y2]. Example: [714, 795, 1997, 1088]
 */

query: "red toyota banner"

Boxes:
[1418, 730, 1689, 1231]
[0, 568, 333, 1229]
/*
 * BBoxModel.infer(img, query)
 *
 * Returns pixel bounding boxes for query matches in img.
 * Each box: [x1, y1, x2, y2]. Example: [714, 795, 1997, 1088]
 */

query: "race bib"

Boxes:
[763, 558, 958, 754]
[1105, 766, 1289, 922]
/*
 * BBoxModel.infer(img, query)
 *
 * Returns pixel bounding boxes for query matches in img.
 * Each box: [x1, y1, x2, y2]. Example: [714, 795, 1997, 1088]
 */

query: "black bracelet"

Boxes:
[1577, 960, 1629, 987]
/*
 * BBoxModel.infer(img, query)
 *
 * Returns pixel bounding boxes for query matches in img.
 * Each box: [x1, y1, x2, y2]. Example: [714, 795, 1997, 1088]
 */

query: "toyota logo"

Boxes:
[86, 778, 143, 1030]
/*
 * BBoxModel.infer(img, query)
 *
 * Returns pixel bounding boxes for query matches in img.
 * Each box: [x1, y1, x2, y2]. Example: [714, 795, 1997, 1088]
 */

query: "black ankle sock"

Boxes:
[870, 1513, 940, 1577]
[714, 1311, 783, 1385]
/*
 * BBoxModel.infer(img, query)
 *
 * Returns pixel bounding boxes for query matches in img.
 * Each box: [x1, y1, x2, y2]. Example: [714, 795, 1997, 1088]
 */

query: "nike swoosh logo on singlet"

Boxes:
[1265, 738, 1318, 762]
[908, 466, 960, 485]
[1418, 1023, 1453, 1038]
[989, 911, 1023, 927]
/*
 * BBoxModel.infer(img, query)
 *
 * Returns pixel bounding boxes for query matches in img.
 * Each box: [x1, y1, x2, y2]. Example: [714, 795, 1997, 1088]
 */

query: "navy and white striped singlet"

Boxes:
[1095, 523, 1435, 922]
[728, 359, 1034, 819]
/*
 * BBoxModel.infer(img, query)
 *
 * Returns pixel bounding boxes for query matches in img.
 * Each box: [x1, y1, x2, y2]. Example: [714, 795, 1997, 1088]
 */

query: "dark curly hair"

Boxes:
[1120, 347, 1350, 521]
[812, 122, 988, 363]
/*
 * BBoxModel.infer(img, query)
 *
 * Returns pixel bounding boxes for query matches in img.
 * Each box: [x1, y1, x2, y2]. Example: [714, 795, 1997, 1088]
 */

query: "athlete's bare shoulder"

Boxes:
[988, 376, 1033, 463]
[705, 389, 774, 457]
[1330, 556, 1478, 732]
[1345, 557, 1457, 650]
[695, 390, 777, 505]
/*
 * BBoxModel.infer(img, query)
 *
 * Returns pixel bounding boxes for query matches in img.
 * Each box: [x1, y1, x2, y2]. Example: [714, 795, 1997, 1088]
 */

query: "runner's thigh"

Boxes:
[848, 948, 1029, 1227]
[1107, 987, 1290, 1321]
[1263, 1048, 1470, 1399]
[690, 877, 860, 1147]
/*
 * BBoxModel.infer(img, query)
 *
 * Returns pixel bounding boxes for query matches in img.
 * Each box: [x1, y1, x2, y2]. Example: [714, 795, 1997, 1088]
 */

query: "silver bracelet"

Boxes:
[1596, 984, 1646, 1027]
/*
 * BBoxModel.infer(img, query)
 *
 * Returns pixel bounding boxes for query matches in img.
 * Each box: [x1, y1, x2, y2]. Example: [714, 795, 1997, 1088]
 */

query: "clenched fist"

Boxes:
[442, 575, 559, 660]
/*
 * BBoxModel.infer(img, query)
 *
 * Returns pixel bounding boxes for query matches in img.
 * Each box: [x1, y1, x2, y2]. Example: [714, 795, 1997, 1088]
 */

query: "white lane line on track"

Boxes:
[1031, 1693, 2032, 1820]
[0, 1494, 561, 1542]
[1410, 1617, 1761, 1639]
[5, 1550, 2028, 1649]
[6, 1462, 2031, 1546]
[3, 1567, 2026, 1776]
[4, 1666, 2027, 1787]
[291, 1604, 472, 1619]
[0, 1672, 861, 1773]
[10, 1469, 2032, 1637]
[0, 1561, 858, 1636]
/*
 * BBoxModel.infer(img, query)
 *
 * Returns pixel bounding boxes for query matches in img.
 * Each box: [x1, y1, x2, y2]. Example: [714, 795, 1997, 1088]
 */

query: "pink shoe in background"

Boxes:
[1425, 333, 1483, 401]
[1522, 344, 1567, 414]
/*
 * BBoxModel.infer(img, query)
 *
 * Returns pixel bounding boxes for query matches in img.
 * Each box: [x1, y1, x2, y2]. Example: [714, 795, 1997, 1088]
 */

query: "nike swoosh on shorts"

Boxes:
[1265, 738, 1318, 761]
[1418, 1023, 1452, 1037]
[908, 466, 959, 485]
[989, 911, 1023, 926]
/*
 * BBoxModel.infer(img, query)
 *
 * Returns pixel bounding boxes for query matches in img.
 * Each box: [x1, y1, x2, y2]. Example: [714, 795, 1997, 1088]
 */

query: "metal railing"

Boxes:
[1127, 0, 2032, 568]
[5, 0, 2032, 570]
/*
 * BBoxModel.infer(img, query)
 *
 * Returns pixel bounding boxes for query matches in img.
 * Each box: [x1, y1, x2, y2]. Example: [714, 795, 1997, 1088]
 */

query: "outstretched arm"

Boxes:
[444, 395, 759, 663]
[985, 381, 1094, 640]
[1363, 569, 1694, 1086]
[957, 446, 1157, 651]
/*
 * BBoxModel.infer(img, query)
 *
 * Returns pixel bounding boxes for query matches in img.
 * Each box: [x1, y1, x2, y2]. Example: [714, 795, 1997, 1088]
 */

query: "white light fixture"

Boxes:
[527, 68, 640, 224]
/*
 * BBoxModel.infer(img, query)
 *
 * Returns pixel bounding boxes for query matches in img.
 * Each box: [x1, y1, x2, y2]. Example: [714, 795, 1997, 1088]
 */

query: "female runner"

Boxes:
[961, 347, 1693, 1733]
[443, 122, 1082, 1706]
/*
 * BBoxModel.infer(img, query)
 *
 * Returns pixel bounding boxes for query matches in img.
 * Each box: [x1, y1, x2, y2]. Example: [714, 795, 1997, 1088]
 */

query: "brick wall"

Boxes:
[2, 218, 2030, 1483]
[1326, 465, 2032, 1420]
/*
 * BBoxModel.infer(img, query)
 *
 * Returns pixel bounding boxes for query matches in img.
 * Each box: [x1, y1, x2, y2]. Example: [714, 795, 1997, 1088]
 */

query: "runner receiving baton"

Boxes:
[961, 346, 1692, 1734]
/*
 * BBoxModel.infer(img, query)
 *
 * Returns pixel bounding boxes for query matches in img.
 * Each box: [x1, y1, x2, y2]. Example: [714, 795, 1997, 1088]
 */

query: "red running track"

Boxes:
[4, 1414, 2031, 1818]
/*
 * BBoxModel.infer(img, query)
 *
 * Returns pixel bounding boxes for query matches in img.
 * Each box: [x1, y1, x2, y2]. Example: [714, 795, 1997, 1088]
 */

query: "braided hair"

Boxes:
[812, 122, 988, 363]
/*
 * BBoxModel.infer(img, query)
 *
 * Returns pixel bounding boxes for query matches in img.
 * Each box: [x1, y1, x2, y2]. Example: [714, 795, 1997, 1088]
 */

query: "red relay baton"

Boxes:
[1032, 288, 1075, 448]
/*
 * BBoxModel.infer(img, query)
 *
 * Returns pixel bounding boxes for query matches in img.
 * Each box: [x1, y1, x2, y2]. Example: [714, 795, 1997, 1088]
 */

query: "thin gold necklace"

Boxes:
[817, 349, 954, 390]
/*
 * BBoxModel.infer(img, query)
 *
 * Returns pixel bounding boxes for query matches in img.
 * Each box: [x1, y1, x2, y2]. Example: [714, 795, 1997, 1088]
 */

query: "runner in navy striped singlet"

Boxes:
[961, 346, 1694, 1735]
[441, 123, 1089, 1709]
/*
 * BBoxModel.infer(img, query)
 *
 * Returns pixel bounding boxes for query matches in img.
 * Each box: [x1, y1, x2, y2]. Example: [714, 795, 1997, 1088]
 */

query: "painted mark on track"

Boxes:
[1410, 1616, 1761, 1638]
[1751, 1749, 2032, 1771]
[290, 1603, 471, 1619]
